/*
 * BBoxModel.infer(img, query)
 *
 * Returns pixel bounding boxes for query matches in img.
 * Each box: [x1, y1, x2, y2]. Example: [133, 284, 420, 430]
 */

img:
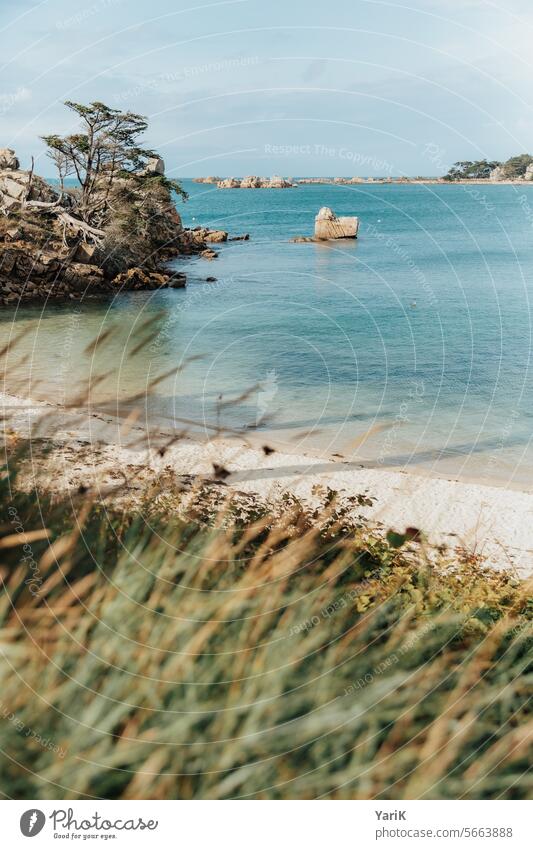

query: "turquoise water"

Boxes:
[2, 180, 533, 488]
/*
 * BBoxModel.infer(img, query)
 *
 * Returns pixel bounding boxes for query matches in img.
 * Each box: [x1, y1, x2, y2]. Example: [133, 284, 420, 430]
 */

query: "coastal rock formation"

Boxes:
[112, 268, 186, 290]
[314, 207, 359, 240]
[0, 148, 20, 170]
[216, 175, 295, 189]
[0, 166, 59, 214]
[0, 137, 252, 303]
[0, 145, 198, 303]
[202, 229, 228, 243]
[240, 176, 263, 188]
[0, 242, 105, 302]
[266, 175, 294, 188]
[193, 176, 221, 184]
[489, 165, 506, 182]
[217, 178, 242, 189]
[140, 156, 165, 176]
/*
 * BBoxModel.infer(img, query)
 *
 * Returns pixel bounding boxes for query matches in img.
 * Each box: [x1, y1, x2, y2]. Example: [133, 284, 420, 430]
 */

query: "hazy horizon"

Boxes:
[3, 0, 533, 179]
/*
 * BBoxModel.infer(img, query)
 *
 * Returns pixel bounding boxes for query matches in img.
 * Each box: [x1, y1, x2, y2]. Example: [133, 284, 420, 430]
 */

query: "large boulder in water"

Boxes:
[314, 207, 359, 240]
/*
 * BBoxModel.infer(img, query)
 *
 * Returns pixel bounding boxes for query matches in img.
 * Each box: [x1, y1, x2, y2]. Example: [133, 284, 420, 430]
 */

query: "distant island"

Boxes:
[193, 154, 533, 187]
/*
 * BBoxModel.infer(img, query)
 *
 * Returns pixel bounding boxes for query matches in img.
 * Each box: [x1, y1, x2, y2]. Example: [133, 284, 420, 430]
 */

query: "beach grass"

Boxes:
[0, 444, 530, 800]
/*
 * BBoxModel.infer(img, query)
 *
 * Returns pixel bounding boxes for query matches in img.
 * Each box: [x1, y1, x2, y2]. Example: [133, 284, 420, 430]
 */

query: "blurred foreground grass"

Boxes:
[0, 447, 531, 800]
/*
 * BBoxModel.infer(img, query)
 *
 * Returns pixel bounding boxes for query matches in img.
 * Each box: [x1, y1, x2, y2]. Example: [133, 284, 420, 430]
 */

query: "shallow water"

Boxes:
[2, 180, 533, 489]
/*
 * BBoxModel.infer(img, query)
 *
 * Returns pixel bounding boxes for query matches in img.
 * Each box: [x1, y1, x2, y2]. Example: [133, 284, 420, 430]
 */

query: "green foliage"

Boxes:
[443, 160, 501, 181]
[443, 153, 533, 181]
[501, 154, 533, 179]
[41, 101, 185, 224]
[0, 449, 530, 801]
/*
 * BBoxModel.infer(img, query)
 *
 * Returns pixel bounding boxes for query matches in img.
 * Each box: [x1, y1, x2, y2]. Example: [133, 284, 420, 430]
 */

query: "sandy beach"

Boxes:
[2, 390, 532, 578]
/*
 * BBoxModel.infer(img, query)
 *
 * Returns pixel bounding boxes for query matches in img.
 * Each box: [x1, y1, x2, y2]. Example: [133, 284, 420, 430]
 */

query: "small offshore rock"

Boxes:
[204, 229, 227, 243]
[170, 273, 187, 288]
[112, 268, 174, 290]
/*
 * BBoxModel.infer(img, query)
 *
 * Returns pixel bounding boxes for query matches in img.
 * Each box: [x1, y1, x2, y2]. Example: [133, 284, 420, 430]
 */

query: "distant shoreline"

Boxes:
[190, 176, 533, 187]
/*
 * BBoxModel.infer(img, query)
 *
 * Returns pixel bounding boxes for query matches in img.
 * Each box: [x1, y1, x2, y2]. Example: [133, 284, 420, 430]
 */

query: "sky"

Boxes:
[2, 0, 533, 177]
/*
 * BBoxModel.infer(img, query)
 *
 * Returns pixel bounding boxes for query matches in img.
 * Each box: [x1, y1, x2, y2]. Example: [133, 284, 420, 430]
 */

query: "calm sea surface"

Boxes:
[3, 180, 533, 488]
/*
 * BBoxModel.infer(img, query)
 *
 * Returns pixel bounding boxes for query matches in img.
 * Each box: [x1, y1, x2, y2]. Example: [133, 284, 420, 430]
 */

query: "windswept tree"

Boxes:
[42, 101, 186, 224]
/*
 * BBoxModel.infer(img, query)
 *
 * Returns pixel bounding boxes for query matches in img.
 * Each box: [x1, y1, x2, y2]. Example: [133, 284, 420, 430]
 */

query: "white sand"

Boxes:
[2, 391, 532, 577]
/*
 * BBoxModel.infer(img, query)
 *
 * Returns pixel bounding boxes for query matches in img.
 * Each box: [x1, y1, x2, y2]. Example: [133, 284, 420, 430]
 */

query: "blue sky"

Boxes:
[2, 0, 533, 177]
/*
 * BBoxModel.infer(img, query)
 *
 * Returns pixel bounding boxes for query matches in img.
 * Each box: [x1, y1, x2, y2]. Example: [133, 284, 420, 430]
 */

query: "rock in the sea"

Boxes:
[216, 175, 295, 189]
[170, 273, 187, 288]
[112, 268, 184, 290]
[0, 148, 19, 170]
[200, 248, 218, 260]
[314, 207, 359, 240]
[193, 176, 221, 183]
[240, 175, 263, 188]
[265, 175, 295, 188]
[217, 178, 242, 189]
[204, 229, 228, 243]
[228, 233, 249, 241]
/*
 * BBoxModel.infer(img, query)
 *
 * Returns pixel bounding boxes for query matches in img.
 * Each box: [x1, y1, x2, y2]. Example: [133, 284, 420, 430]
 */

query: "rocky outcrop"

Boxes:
[240, 176, 262, 188]
[139, 156, 165, 176]
[0, 168, 59, 214]
[298, 177, 366, 185]
[0, 242, 105, 303]
[0, 147, 196, 303]
[0, 233, 189, 304]
[202, 229, 227, 243]
[314, 207, 359, 240]
[0, 145, 256, 303]
[112, 268, 186, 290]
[216, 175, 295, 189]
[217, 178, 242, 189]
[193, 176, 222, 184]
[266, 175, 294, 188]
[0, 148, 19, 170]
[175, 226, 248, 253]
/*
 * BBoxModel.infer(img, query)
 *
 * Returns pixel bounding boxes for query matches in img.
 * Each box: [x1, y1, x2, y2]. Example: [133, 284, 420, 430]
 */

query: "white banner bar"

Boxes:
[2, 800, 530, 847]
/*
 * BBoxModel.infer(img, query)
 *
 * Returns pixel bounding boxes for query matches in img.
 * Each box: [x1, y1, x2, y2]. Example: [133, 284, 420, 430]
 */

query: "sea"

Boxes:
[3, 179, 533, 489]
